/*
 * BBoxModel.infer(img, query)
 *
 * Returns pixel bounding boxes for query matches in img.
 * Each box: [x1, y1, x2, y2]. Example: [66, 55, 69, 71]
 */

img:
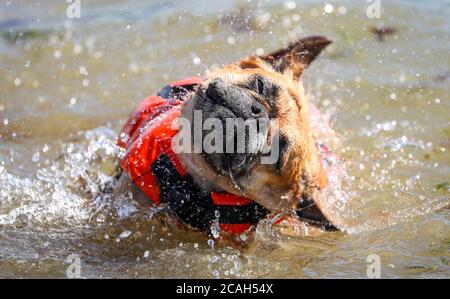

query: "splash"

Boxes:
[0, 127, 143, 229]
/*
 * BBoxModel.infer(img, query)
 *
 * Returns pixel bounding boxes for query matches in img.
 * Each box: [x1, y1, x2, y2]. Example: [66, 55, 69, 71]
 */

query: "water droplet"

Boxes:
[73, 44, 82, 54]
[14, 78, 21, 86]
[129, 62, 139, 73]
[338, 6, 347, 14]
[258, 12, 271, 24]
[82, 79, 90, 87]
[291, 13, 300, 22]
[53, 50, 62, 59]
[240, 233, 247, 241]
[70, 97, 77, 106]
[324, 4, 334, 14]
[119, 230, 132, 239]
[284, 1, 296, 10]
[193, 57, 201, 65]
[94, 51, 103, 59]
[79, 66, 88, 75]
[32, 151, 40, 162]
[143, 250, 150, 258]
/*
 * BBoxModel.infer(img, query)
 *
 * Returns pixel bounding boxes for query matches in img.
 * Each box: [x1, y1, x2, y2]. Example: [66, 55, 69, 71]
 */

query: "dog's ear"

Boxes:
[260, 36, 332, 80]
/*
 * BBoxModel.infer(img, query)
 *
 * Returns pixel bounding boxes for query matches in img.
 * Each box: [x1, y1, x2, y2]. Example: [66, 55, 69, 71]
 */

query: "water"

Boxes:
[0, 0, 449, 278]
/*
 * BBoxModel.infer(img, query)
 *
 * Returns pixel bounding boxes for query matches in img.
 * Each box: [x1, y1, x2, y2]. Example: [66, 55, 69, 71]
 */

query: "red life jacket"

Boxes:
[118, 77, 267, 235]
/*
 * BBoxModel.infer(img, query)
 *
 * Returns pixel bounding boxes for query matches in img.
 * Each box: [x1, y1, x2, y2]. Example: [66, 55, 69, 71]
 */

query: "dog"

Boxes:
[114, 36, 343, 239]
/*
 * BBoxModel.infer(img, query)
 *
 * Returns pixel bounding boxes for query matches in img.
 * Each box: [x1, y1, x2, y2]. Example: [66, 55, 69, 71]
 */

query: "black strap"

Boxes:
[214, 197, 267, 224]
[157, 83, 199, 101]
[151, 154, 267, 233]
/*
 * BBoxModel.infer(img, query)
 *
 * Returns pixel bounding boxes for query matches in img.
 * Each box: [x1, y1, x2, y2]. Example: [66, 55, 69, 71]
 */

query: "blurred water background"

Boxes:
[0, 0, 449, 278]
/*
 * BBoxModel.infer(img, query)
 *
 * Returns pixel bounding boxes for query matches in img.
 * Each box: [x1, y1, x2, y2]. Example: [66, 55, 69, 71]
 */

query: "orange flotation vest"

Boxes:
[118, 77, 267, 235]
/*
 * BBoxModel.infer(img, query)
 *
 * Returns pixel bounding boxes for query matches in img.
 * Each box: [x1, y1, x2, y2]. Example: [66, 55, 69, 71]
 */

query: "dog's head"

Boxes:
[179, 36, 331, 212]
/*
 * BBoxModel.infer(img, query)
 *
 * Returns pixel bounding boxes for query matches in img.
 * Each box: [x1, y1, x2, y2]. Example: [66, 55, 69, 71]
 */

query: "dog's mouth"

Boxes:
[224, 152, 258, 191]
[201, 113, 270, 191]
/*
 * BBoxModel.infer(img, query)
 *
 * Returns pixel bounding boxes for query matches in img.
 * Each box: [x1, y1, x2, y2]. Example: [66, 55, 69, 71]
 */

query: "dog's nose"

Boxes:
[205, 78, 267, 120]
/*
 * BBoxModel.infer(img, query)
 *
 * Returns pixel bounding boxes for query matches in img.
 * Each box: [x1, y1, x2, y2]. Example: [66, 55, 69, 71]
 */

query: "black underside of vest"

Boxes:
[152, 154, 268, 232]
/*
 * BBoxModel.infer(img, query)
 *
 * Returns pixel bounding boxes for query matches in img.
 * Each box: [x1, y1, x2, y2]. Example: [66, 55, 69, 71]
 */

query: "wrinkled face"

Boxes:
[179, 36, 331, 211]
[194, 71, 281, 179]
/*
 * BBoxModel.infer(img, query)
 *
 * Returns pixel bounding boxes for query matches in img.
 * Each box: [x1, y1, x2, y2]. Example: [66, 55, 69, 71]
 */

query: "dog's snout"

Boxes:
[201, 77, 272, 178]
[205, 78, 267, 120]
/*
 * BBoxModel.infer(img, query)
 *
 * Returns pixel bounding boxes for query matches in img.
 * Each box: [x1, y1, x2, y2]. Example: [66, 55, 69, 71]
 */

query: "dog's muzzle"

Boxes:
[196, 78, 270, 179]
